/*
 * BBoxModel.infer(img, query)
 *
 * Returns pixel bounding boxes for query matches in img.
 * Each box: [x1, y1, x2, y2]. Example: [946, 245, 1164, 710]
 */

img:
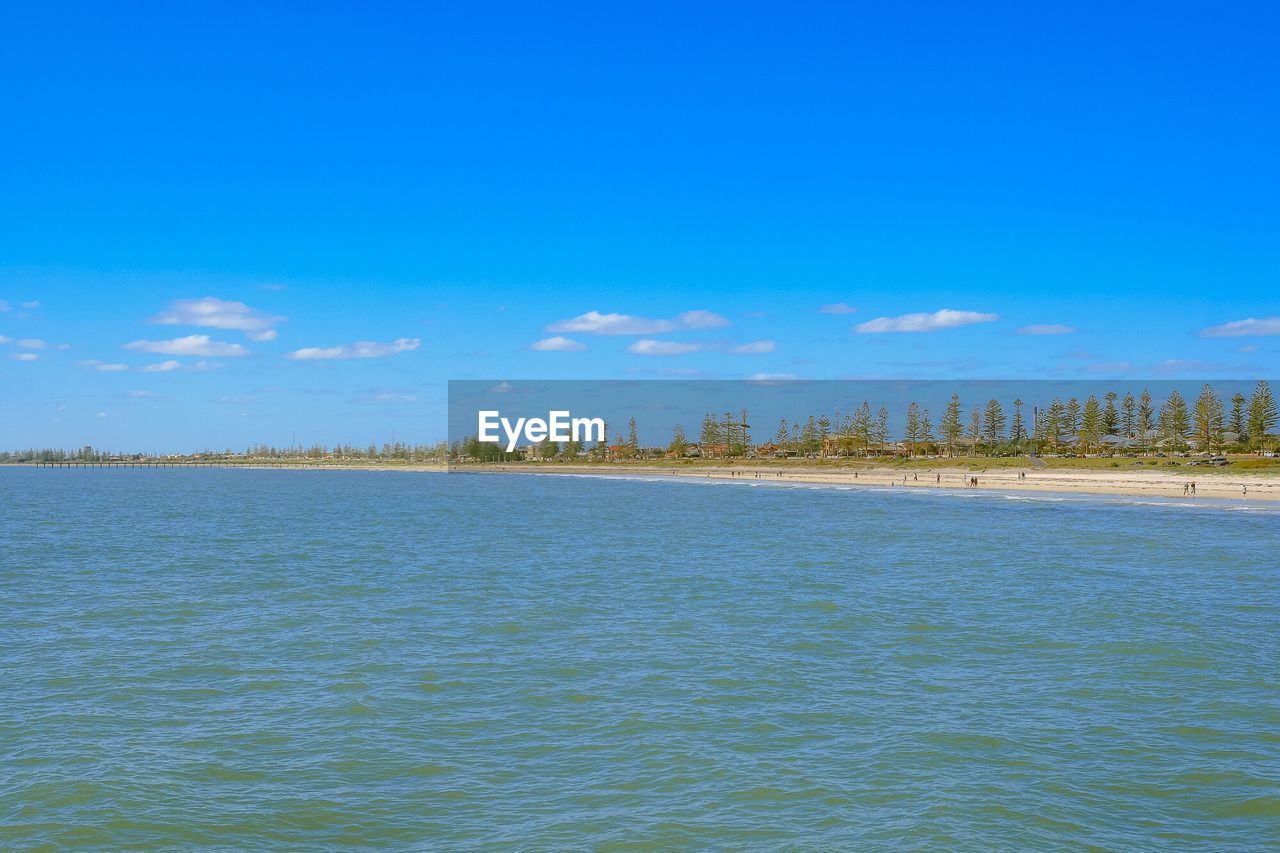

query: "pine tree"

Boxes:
[1045, 398, 1066, 450]
[852, 401, 874, 455]
[1122, 392, 1137, 439]
[875, 407, 890, 452]
[920, 409, 934, 447]
[627, 417, 639, 451]
[1079, 395, 1102, 454]
[941, 394, 963, 457]
[1103, 392, 1119, 435]
[968, 407, 981, 454]
[1248, 380, 1278, 452]
[700, 413, 720, 454]
[982, 398, 1006, 450]
[1010, 399, 1026, 452]
[1137, 389, 1154, 452]
[1160, 390, 1191, 451]
[1066, 398, 1082, 436]
[772, 416, 788, 449]
[669, 423, 688, 457]
[1230, 392, 1248, 444]
[1193, 384, 1224, 454]
[905, 402, 921, 457]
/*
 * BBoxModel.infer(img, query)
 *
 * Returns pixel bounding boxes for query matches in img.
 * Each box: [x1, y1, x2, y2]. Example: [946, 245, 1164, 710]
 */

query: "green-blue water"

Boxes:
[2, 469, 1278, 849]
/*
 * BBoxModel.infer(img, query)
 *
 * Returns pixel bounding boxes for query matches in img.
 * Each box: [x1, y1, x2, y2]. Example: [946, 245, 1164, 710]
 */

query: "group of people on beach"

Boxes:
[1183, 481, 1197, 496]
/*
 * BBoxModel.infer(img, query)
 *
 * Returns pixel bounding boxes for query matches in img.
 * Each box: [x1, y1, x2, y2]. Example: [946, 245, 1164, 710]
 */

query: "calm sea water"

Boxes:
[2, 469, 1278, 849]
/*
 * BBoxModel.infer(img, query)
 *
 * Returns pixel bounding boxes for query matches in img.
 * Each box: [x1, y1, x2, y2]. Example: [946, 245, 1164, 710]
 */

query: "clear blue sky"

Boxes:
[1, 2, 1276, 450]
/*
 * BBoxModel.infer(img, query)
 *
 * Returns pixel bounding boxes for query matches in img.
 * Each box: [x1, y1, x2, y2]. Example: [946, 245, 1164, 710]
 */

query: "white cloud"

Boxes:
[125, 335, 250, 357]
[1200, 317, 1280, 337]
[129, 390, 156, 398]
[819, 302, 857, 315]
[1017, 324, 1076, 335]
[16, 338, 45, 349]
[12, 352, 38, 361]
[855, 309, 999, 333]
[547, 309, 730, 336]
[530, 336, 587, 352]
[77, 360, 129, 372]
[96, 412, 106, 418]
[675, 310, 731, 330]
[151, 297, 284, 341]
[144, 360, 183, 372]
[748, 372, 799, 382]
[1239, 345, 1261, 353]
[286, 338, 420, 360]
[21, 301, 39, 309]
[0, 335, 8, 343]
[627, 340, 703, 356]
[728, 340, 776, 354]
[490, 382, 513, 393]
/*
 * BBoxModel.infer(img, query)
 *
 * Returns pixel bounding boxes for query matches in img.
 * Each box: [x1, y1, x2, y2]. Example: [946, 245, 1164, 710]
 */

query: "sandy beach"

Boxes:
[458, 463, 1280, 502]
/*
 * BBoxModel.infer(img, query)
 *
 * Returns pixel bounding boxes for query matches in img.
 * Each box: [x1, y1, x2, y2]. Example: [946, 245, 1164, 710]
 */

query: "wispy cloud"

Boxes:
[748, 372, 799, 382]
[819, 302, 857, 315]
[0, 300, 8, 312]
[1200, 317, 1280, 337]
[1, 335, 46, 348]
[627, 339, 703, 356]
[125, 335, 250, 357]
[530, 336, 587, 352]
[142, 359, 223, 372]
[77, 359, 129, 372]
[728, 339, 776, 354]
[490, 381, 512, 393]
[286, 338, 420, 360]
[12, 353, 38, 361]
[151, 297, 284, 341]
[855, 309, 998, 333]
[129, 390, 157, 398]
[1017, 324, 1076, 335]
[547, 309, 729, 336]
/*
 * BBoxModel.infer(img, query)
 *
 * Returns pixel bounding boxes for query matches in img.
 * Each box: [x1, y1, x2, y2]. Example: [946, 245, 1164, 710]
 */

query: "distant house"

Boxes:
[701, 443, 728, 458]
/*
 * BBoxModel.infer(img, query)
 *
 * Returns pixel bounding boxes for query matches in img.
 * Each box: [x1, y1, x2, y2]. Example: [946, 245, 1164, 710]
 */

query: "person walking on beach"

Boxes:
[1191, 481, 1197, 495]
[1183, 483, 1189, 496]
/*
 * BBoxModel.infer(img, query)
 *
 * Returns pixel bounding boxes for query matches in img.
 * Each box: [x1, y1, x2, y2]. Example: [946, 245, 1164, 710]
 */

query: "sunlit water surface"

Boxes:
[2, 469, 1278, 849]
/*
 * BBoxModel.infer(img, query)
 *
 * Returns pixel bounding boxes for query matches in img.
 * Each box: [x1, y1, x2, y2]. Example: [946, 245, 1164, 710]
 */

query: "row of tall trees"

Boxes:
[3, 441, 449, 464]
[656, 381, 1278, 459]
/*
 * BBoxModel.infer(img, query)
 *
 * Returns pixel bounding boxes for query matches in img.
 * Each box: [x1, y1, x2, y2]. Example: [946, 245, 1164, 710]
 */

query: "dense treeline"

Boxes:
[685, 381, 1277, 459]
[0, 441, 449, 464]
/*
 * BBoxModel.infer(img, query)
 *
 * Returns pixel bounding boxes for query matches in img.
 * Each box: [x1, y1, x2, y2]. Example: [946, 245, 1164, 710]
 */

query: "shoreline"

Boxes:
[7, 461, 1278, 501]
[456, 463, 1280, 502]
